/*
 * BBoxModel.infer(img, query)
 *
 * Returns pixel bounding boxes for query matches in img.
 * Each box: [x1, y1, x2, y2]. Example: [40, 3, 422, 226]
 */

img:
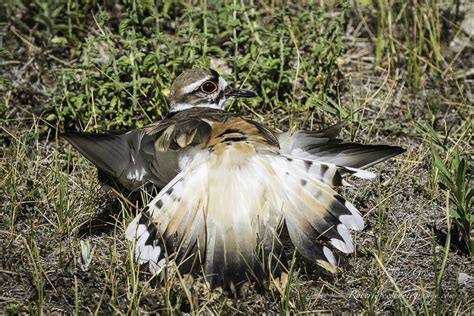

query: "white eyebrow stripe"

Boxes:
[181, 76, 212, 94]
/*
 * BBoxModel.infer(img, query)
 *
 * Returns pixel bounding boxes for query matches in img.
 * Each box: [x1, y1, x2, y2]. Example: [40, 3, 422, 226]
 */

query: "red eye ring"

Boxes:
[200, 81, 218, 94]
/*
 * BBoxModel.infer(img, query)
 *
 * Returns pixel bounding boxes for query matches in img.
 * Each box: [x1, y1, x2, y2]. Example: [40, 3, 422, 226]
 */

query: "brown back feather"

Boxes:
[144, 108, 279, 152]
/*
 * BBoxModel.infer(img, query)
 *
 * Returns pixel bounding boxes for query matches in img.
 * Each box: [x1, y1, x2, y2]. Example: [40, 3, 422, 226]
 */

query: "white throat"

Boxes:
[169, 102, 223, 113]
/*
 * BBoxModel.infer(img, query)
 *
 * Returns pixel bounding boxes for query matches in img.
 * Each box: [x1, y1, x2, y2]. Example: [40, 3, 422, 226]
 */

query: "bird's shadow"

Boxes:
[77, 176, 151, 237]
[77, 198, 122, 237]
[429, 224, 469, 256]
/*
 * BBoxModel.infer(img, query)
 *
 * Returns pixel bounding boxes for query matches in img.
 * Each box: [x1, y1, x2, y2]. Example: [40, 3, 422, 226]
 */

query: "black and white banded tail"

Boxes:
[126, 144, 374, 289]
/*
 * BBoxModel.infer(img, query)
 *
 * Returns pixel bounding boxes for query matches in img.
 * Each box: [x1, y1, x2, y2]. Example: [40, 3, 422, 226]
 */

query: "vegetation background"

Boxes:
[1, 0, 472, 314]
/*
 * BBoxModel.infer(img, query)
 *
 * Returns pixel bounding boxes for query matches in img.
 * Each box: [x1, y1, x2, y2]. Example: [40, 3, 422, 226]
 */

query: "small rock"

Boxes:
[457, 272, 472, 286]
[450, 6, 474, 52]
[210, 58, 232, 75]
[461, 11, 474, 36]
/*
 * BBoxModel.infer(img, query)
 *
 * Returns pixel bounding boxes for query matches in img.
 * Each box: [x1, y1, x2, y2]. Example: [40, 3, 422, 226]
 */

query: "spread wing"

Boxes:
[279, 122, 405, 169]
[61, 108, 238, 189]
[62, 129, 158, 190]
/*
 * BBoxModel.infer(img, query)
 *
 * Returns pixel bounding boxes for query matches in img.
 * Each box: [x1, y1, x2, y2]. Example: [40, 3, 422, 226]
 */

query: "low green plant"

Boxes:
[432, 150, 473, 255]
[35, 0, 348, 131]
[0, 48, 12, 88]
[420, 122, 473, 256]
[430, 195, 453, 314]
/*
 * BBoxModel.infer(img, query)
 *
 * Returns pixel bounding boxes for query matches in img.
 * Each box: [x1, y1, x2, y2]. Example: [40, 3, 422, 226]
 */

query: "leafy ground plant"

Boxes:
[1, 0, 473, 314]
[423, 123, 473, 256]
[10, 0, 347, 131]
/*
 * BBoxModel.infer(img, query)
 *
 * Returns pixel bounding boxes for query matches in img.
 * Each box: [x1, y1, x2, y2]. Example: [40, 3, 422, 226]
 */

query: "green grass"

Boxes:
[1, 0, 473, 314]
[6, 0, 346, 131]
[420, 122, 473, 256]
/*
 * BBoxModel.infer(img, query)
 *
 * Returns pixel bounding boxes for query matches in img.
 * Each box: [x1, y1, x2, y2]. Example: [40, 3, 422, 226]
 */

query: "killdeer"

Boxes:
[63, 68, 405, 289]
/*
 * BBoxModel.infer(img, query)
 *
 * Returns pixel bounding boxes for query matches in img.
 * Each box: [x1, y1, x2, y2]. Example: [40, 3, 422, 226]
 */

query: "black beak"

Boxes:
[224, 87, 257, 98]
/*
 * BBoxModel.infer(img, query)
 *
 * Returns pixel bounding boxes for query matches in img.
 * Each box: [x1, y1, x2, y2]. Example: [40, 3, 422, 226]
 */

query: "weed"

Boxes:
[433, 149, 473, 255]
[370, 0, 464, 91]
[35, 1, 347, 131]
[420, 122, 473, 256]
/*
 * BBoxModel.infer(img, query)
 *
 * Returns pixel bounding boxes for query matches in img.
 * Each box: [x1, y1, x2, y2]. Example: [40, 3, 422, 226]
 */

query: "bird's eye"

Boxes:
[200, 81, 218, 94]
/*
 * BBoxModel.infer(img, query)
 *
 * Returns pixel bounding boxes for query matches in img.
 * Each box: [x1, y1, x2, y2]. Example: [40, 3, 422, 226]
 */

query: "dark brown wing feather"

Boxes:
[279, 122, 405, 170]
[144, 107, 279, 152]
[62, 130, 156, 190]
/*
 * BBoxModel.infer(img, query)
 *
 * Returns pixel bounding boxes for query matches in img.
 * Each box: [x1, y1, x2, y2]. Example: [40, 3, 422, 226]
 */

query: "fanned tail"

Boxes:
[126, 144, 372, 289]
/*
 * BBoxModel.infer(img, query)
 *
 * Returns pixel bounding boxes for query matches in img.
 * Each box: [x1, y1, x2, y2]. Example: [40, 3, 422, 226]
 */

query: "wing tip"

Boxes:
[342, 166, 376, 179]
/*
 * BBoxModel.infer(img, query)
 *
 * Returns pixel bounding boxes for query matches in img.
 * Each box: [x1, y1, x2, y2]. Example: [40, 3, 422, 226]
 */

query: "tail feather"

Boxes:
[273, 156, 365, 230]
[259, 225, 287, 276]
[282, 157, 376, 188]
[269, 156, 365, 269]
[285, 216, 338, 272]
[126, 147, 369, 288]
[284, 175, 353, 250]
[204, 225, 227, 288]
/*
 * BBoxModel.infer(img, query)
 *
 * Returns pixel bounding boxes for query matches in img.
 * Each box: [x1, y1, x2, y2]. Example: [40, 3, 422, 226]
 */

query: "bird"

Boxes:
[62, 68, 405, 290]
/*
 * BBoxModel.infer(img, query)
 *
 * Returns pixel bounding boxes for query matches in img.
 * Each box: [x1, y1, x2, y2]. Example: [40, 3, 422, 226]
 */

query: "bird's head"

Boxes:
[168, 68, 256, 113]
